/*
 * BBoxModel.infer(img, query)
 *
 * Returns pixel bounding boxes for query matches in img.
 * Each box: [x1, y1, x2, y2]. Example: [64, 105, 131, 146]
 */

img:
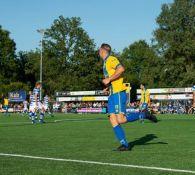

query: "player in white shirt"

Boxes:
[43, 95, 49, 111]
[43, 95, 54, 117]
[29, 82, 45, 124]
[28, 91, 35, 119]
[22, 100, 28, 116]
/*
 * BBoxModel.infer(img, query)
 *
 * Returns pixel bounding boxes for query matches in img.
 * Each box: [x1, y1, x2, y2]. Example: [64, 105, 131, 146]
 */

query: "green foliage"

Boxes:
[0, 25, 17, 84]
[1, 17, 103, 96]
[42, 16, 102, 94]
[154, 0, 195, 86]
[16, 51, 40, 88]
[0, 82, 30, 96]
[121, 40, 160, 99]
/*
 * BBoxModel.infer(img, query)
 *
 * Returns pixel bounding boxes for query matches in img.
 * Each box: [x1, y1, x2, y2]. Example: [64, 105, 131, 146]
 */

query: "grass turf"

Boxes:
[0, 113, 195, 175]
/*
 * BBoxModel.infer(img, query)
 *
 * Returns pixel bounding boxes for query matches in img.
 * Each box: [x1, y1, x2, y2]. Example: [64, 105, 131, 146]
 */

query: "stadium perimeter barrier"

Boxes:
[56, 90, 108, 114]
[56, 84, 131, 114]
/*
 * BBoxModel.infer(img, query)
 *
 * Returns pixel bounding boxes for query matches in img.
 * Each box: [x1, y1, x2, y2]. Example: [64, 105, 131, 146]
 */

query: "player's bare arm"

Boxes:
[103, 87, 109, 95]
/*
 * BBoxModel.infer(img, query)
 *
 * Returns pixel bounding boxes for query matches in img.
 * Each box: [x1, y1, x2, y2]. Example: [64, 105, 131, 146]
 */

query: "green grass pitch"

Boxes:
[0, 113, 195, 175]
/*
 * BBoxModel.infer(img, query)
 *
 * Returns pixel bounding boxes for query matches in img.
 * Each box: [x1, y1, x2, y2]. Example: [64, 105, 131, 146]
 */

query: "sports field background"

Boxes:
[0, 113, 195, 175]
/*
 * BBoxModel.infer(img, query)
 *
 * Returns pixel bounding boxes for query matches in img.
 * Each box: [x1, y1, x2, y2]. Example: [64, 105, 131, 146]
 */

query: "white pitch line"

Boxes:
[0, 118, 105, 125]
[0, 121, 31, 125]
[54, 118, 106, 122]
[0, 153, 195, 174]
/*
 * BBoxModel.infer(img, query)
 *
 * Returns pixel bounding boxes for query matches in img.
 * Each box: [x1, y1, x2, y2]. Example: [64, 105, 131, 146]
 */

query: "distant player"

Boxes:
[29, 91, 35, 119]
[140, 83, 150, 107]
[99, 43, 157, 151]
[43, 95, 53, 116]
[188, 85, 195, 114]
[43, 95, 50, 110]
[3, 97, 9, 116]
[22, 100, 28, 115]
[29, 82, 45, 124]
[29, 90, 36, 123]
[139, 83, 151, 120]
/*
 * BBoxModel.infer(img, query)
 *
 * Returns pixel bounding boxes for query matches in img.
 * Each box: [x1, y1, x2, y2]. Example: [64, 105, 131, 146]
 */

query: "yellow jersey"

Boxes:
[103, 55, 126, 94]
[140, 89, 150, 104]
[4, 98, 9, 106]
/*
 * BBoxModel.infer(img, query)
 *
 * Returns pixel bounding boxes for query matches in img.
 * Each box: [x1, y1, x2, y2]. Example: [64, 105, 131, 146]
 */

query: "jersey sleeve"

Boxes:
[110, 57, 121, 69]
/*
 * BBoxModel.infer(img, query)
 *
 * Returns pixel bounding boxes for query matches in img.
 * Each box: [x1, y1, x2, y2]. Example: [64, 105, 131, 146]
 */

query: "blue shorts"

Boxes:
[4, 105, 9, 110]
[108, 91, 127, 114]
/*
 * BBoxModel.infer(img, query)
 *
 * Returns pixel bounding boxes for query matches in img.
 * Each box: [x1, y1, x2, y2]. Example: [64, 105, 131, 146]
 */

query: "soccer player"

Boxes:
[43, 95, 49, 111]
[29, 91, 34, 118]
[43, 94, 53, 116]
[140, 83, 150, 107]
[188, 85, 195, 114]
[30, 82, 45, 124]
[3, 96, 9, 116]
[139, 83, 151, 121]
[99, 43, 157, 151]
[22, 100, 28, 116]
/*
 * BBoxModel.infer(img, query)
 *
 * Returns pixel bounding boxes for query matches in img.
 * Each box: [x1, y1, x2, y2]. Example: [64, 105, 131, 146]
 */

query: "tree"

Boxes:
[154, 0, 195, 87]
[42, 16, 102, 94]
[0, 82, 30, 96]
[0, 25, 17, 84]
[121, 40, 159, 86]
[16, 51, 40, 89]
[121, 40, 160, 100]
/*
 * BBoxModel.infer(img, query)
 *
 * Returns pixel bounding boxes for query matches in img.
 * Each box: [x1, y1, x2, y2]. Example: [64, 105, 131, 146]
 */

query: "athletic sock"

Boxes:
[113, 125, 129, 147]
[31, 112, 35, 122]
[139, 112, 145, 120]
[40, 112, 44, 120]
[35, 113, 37, 119]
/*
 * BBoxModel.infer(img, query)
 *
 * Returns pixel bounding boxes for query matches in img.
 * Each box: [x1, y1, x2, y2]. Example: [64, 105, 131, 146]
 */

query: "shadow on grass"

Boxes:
[130, 134, 168, 148]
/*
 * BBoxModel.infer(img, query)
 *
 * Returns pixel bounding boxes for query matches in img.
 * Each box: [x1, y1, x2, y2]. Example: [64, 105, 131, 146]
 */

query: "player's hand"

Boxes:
[102, 78, 111, 86]
[103, 87, 109, 95]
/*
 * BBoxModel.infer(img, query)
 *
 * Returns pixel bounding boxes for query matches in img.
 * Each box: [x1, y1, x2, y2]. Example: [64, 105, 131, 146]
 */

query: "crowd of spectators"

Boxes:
[0, 102, 24, 113]
[0, 100, 194, 114]
[155, 100, 195, 114]
[61, 102, 107, 113]
[59, 100, 194, 114]
[130, 100, 195, 114]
